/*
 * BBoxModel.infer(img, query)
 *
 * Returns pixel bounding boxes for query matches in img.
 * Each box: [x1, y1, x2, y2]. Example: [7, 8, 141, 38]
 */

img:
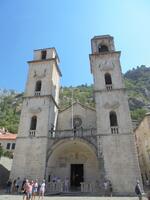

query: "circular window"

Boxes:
[73, 117, 82, 128]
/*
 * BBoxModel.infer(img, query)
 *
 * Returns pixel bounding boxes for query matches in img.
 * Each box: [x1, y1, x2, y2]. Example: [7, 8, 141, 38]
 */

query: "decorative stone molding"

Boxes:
[29, 107, 42, 114]
[103, 101, 120, 110]
[99, 61, 115, 71]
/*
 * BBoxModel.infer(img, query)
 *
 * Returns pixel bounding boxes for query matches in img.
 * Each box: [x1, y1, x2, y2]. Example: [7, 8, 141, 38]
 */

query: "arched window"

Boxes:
[35, 80, 42, 92]
[30, 116, 37, 130]
[109, 111, 118, 127]
[105, 73, 112, 91]
[105, 73, 112, 85]
[98, 44, 109, 53]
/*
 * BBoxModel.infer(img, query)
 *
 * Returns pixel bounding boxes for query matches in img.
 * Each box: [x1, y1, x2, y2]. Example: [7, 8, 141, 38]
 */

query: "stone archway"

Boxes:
[46, 138, 100, 189]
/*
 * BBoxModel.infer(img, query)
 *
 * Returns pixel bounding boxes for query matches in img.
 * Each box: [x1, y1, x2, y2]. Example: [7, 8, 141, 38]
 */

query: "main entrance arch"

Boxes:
[46, 138, 100, 188]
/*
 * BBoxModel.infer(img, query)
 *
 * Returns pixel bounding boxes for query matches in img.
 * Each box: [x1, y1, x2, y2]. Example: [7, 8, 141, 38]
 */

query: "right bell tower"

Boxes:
[89, 35, 142, 194]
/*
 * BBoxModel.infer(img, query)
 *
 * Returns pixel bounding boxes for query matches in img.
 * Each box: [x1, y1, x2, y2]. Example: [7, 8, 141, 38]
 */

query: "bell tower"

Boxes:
[89, 35, 142, 194]
[10, 48, 61, 181]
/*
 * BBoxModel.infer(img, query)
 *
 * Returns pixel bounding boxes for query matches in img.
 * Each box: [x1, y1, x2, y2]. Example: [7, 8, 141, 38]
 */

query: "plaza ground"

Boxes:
[0, 195, 147, 200]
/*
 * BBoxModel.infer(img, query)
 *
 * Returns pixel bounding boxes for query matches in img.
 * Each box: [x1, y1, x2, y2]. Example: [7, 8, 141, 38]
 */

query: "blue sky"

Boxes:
[0, 0, 150, 92]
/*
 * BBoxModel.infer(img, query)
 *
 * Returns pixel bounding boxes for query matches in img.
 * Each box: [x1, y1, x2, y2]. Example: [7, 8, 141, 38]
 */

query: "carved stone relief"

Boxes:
[33, 68, 47, 79]
[29, 107, 42, 114]
[103, 101, 120, 110]
[99, 61, 115, 71]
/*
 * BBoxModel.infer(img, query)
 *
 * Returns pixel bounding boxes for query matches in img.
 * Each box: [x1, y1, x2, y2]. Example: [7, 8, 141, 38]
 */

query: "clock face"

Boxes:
[73, 117, 82, 128]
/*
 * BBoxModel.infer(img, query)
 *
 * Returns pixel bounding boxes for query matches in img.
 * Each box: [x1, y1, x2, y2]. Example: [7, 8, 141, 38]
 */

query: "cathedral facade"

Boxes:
[10, 35, 142, 195]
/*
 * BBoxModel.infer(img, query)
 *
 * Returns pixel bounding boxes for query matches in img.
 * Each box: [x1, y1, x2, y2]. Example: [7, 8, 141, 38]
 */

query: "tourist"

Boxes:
[25, 180, 33, 200]
[12, 179, 16, 193]
[38, 180, 46, 200]
[135, 180, 143, 200]
[108, 180, 113, 197]
[21, 178, 27, 192]
[6, 178, 12, 194]
[15, 177, 21, 194]
[64, 177, 69, 192]
[22, 179, 27, 200]
[32, 179, 38, 200]
[103, 180, 108, 196]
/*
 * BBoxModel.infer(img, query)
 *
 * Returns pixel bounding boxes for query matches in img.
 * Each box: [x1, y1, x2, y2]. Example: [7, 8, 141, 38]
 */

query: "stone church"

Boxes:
[10, 35, 142, 195]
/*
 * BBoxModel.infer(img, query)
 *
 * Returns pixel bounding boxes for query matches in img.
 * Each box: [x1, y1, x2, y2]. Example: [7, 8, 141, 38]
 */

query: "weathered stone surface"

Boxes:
[10, 36, 142, 196]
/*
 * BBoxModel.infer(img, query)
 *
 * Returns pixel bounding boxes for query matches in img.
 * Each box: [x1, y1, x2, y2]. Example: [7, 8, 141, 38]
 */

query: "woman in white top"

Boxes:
[38, 180, 45, 200]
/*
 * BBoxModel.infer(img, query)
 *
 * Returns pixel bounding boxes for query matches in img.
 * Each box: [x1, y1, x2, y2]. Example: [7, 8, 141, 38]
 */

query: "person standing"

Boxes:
[38, 180, 46, 200]
[25, 180, 33, 200]
[12, 179, 16, 193]
[135, 180, 143, 200]
[103, 180, 108, 196]
[22, 179, 27, 200]
[32, 179, 38, 200]
[64, 177, 69, 192]
[15, 177, 21, 194]
[6, 179, 12, 194]
[108, 180, 113, 197]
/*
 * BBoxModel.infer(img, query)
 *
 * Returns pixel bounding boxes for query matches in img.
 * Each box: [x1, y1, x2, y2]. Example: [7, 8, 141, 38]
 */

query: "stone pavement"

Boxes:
[0, 195, 147, 200]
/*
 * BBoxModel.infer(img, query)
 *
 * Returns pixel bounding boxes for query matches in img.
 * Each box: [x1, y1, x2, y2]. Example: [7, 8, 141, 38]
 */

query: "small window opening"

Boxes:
[12, 143, 16, 150]
[6, 143, 11, 150]
[110, 111, 118, 134]
[41, 50, 47, 60]
[98, 45, 109, 53]
[30, 116, 37, 130]
[110, 111, 118, 127]
[105, 73, 112, 85]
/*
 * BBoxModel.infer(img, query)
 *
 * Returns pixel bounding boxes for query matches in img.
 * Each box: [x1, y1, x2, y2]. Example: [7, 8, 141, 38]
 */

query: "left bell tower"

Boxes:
[10, 48, 61, 181]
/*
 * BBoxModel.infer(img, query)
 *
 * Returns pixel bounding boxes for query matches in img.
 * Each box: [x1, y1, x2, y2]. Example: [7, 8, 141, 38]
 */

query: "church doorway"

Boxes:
[70, 164, 83, 187]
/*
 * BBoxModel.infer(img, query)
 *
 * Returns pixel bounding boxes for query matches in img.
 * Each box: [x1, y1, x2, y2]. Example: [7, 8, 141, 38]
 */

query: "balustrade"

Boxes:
[80, 182, 96, 192]
[47, 182, 96, 193]
[34, 91, 41, 96]
[29, 130, 36, 136]
[106, 84, 112, 91]
[49, 128, 97, 139]
[47, 182, 64, 193]
[111, 126, 119, 134]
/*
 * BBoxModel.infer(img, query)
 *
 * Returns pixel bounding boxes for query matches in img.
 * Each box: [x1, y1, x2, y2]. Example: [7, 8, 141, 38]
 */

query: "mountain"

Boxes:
[124, 65, 150, 120]
[0, 65, 149, 133]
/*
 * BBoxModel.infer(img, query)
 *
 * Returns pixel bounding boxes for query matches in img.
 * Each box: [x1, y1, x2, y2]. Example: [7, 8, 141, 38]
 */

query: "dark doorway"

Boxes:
[70, 164, 84, 187]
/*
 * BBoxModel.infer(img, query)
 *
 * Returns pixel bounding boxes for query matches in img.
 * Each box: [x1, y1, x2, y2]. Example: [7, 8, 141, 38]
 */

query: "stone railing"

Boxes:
[111, 126, 119, 134]
[34, 91, 41, 96]
[47, 182, 97, 193]
[49, 128, 97, 139]
[80, 182, 96, 193]
[29, 130, 36, 136]
[106, 84, 112, 91]
[47, 182, 64, 193]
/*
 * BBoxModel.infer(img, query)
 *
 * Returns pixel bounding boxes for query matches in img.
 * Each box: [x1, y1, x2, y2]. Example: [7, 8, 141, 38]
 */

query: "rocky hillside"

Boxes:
[0, 65, 149, 133]
[124, 65, 150, 119]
